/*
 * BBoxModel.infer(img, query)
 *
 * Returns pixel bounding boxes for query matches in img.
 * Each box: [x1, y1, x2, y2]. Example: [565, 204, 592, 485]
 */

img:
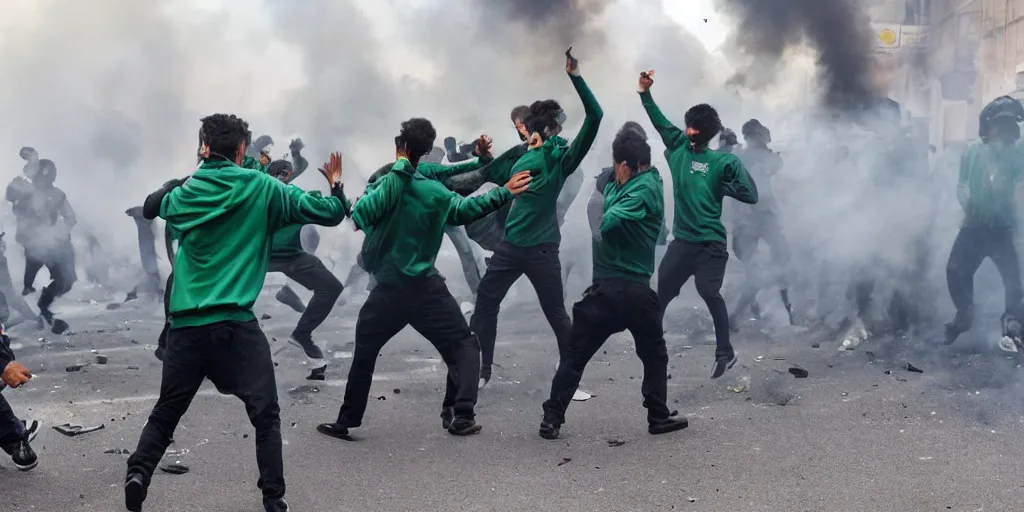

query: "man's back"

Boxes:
[161, 160, 346, 327]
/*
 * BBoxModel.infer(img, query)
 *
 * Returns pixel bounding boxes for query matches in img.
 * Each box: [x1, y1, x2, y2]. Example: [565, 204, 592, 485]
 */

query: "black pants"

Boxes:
[335, 274, 479, 426]
[946, 225, 1024, 332]
[731, 218, 791, 320]
[127, 320, 284, 501]
[657, 239, 733, 359]
[157, 273, 174, 353]
[470, 241, 572, 369]
[543, 279, 671, 425]
[0, 393, 27, 452]
[268, 253, 342, 338]
[23, 241, 77, 312]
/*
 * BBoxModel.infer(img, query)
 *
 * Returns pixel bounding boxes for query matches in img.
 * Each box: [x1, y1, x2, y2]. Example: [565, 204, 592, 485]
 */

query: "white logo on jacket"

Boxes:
[690, 161, 709, 175]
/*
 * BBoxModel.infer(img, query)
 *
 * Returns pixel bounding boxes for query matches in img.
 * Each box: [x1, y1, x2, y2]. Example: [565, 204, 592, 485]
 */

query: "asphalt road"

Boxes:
[3, 283, 1024, 512]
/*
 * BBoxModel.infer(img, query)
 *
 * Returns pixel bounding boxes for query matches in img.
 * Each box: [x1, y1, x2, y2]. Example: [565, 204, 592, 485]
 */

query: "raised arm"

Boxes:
[266, 174, 350, 232]
[350, 159, 413, 231]
[721, 155, 759, 205]
[559, 72, 604, 174]
[478, 143, 528, 186]
[143, 177, 188, 220]
[637, 71, 688, 151]
[417, 157, 493, 181]
[288, 139, 309, 181]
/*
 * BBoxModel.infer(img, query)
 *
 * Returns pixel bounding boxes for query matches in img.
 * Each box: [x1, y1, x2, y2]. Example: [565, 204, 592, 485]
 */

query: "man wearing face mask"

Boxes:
[944, 96, 1024, 349]
[124, 113, 349, 512]
[264, 158, 342, 373]
[7, 160, 76, 334]
[638, 70, 758, 379]
[729, 119, 795, 330]
[470, 48, 604, 389]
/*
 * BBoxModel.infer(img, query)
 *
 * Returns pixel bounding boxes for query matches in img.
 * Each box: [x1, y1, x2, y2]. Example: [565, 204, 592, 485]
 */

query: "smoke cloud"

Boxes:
[715, 0, 880, 112]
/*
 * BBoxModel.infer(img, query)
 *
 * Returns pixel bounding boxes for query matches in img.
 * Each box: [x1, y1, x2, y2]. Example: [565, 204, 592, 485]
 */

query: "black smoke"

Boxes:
[716, 0, 879, 113]
[484, 0, 612, 50]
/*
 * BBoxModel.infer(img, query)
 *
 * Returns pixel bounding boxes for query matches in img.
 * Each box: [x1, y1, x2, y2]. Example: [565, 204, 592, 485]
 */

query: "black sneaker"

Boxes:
[440, 407, 455, 430]
[288, 334, 324, 361]
[51, 318, 69, 334]
[316, 423, 353, 441]
[478, 365, 492, 389]
[447, 418, 482, 436]
[538, 421, 560, 440]
[711, 354, 737, 379]
[275, 286, 306, 313]
[9, 440, 37, 471]
[942, 323, 961, 346]
[22, 419, 40, 442]
[125, 472, 147, 512]
[264, 497, 289, 512]
[21, 286, 34, 296]
[649, 416, 689, 435]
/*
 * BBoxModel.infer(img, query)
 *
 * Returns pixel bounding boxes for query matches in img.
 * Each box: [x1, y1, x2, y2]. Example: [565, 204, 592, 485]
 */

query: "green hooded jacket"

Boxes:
[593, 167, 666, 284]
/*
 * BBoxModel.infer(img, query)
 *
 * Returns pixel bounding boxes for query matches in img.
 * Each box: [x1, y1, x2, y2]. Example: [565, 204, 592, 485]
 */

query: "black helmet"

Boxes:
[979, 95, 1024, 139]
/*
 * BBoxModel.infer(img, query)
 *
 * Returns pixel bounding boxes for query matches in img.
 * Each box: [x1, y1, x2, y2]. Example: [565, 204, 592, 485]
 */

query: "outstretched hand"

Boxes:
[2, 361, 32, 388]
[565, 47, 580, 76]
[318, 152, 343, 186]
[639, 70, 655, 93]
[473, 135, 493, 157]
[504, 170, 532, 197]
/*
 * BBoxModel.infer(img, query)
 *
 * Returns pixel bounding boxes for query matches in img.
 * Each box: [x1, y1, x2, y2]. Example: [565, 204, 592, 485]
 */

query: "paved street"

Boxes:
[3, 283, 1023, 511]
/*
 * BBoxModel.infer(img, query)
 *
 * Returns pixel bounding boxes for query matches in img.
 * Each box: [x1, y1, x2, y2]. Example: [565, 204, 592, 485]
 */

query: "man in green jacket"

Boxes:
[470, 48, 604, 388]
[945, 96, 1024, 349]
[124, 113, 352, 512]
[265, 159, 342, 374]
[637, 70, 758, 379]
[316, 118, 531, 440]
[540, 127, 687, 440]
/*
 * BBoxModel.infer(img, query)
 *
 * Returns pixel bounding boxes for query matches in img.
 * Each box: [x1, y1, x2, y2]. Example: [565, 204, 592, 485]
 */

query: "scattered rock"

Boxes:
[557, 457, 572, 466]
[393, 388, 401, 394]
[811, 343, 820, 348]
[376, 396, 386, 401]
[127, 366, 140, 370]
[905, 362, 923, 374]
[53, 423, 105, 437]
[306, 366, 326, 381]
[95, 355, 108, 365]
[260, 313, 272, 320]
[788, 367, 809, 379]
[606, 439, 625, 447]
[727, 385, 747, 393]
[159, 463, 190, 475]
[104, 448, 130, 455]
[65, 364, 83, 372]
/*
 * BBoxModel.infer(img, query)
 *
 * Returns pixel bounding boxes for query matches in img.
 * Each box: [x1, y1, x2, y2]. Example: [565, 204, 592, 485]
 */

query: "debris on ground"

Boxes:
[606, 439, 626, 447]
[393, 388, 401, 394]
[811, 343, 820, 348]
[727, 385, 747, 393]
[788, 367, 809, 379]
[104, 448, 130, 455]
[95, 355, 108, 364]
[260, 313, 272, 320]
[159, 463, 190, 475]
[65, 364, 84, 372]
[557, 458, 572, 466]
[905, 362, 923, 374]
[53, 423, 105, 437]
[376, 396, 386, 401]
[306, 366, 326, 381]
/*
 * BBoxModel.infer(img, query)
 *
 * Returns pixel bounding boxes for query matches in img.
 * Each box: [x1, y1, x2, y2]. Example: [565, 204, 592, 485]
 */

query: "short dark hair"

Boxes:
[617, 121, 647, 139]
[612, 131, 651, 172]
[683, 104, 722, 145]
[396, 118, 437, 163]
[36, 159, 56, 182]
[267, 160, 293, 178]
[199, 114, 252, 161]
[523, 99, 562, 138]
[510, 105, 530, 123]
[741, 118, 768, 138]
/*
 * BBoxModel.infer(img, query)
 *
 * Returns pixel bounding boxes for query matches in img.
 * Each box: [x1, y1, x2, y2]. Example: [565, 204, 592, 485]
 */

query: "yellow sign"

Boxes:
[879, 28, 898, 46]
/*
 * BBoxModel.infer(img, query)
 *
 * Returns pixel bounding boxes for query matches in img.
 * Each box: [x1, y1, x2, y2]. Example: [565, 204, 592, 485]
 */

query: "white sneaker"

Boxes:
[571, 389, 592, 401]
[839, 320, 869, 351]
[460, 301, 475, 316]
[22, 419, 40, 442]
[998, 336, 1019, 353]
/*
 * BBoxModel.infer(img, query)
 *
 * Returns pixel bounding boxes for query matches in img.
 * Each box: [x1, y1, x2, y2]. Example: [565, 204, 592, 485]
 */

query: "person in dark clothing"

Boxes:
[718, 128, 739, 153]
[124, 207, 164, 302]
[944, 96, 1024, 349]
[637, 70, 758, 379]
[265, 159, 343, 371]
[541, 127, 687, 439]
[0, 233, 39, 328]
[316, 118, 531, 440]
[729, 119, 794, 330]
[124, 113, 349, 512]
[470, 49, 604, 388]
[0, 308, 40, 472]
[6, 159, 76, 334]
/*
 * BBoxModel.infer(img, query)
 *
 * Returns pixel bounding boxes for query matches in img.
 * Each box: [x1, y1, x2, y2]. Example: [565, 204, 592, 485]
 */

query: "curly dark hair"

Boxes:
[396, 118, 437, 164]
[683, 103, 722, 146]
[741, 119, 768, 139]
[510, 105, 530, 124]
[612, 131, 651, 173]
[199, 114, 252, 162]
[523, 99, 563, 139]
